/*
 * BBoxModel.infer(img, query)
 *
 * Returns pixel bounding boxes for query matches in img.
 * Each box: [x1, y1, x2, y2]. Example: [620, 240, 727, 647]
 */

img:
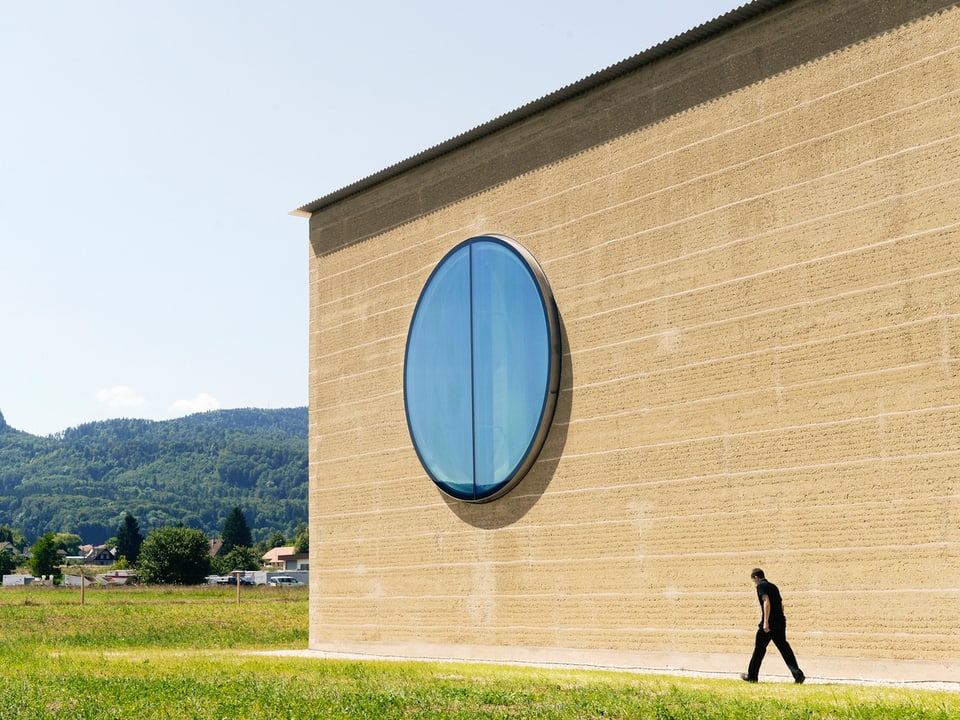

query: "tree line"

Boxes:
[0, 407, 308, 545]
[3, 507, 309, 584]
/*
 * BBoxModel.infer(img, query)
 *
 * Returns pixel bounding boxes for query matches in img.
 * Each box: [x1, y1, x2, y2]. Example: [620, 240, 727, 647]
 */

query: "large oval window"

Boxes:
[404, 235, 561, 502]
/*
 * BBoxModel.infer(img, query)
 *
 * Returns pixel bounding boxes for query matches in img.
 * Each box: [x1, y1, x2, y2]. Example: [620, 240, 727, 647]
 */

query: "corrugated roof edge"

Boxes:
[291, 0, 789, 218]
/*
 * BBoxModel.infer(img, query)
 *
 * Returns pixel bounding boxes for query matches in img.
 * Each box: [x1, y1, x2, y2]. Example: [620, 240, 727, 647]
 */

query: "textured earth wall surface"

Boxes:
[307, 0, 959, 682]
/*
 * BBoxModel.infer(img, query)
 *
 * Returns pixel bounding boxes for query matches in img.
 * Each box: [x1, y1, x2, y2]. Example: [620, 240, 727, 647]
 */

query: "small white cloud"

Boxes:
[170, 393, 221, 416]
[96, 386, 146, 410]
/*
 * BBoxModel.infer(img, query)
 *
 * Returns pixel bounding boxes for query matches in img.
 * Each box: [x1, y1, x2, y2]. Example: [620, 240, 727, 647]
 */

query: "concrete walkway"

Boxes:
[259, 645, 959, 693]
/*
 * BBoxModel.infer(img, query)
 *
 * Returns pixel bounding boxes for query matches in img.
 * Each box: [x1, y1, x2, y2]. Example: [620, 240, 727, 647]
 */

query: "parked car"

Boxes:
[268, 576, 300, 587]
[225, 575, 255, 585]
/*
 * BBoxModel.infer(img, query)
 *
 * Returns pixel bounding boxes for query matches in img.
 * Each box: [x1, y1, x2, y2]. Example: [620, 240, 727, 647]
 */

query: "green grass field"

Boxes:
[0, 584, 955, 719]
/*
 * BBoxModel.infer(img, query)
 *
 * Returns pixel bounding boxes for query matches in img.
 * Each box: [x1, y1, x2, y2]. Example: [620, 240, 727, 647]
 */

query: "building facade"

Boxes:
[298, 0, 960, 682]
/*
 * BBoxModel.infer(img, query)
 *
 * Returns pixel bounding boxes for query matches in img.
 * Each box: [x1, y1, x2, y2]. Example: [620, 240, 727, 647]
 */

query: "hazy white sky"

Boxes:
[1, 0, 736, 436]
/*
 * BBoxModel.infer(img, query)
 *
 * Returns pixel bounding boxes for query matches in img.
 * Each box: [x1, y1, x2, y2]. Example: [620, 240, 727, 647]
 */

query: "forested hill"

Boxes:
[0, 407, 308, 545]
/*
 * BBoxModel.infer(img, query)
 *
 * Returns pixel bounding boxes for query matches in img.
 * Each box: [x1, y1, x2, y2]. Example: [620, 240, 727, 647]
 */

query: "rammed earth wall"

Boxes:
[302, 0, 960, 683]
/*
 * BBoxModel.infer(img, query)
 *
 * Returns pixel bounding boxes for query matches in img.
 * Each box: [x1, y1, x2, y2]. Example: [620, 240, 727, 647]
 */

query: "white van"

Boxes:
[268, 575, 300, 587]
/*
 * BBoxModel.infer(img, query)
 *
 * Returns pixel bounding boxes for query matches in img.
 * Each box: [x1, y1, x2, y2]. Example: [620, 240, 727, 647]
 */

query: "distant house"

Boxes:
[261, 546, 308, 571]
[77, 544, 116, 566]
[208, 538, 224, 558]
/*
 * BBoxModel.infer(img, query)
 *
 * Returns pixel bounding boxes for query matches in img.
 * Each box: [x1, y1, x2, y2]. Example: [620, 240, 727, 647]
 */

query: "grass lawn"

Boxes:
[0, 584, 956, 719]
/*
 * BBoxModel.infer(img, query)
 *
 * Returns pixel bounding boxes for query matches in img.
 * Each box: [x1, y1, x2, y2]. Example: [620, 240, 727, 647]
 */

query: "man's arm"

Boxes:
[761, 594, 771, 633]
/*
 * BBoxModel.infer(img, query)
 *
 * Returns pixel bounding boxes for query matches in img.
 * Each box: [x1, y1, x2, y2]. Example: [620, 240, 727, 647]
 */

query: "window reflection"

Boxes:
[404, 245, 474, 497]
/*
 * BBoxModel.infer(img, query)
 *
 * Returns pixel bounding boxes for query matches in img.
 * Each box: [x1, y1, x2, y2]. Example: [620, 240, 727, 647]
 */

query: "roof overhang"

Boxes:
[290, 0, 790, 218]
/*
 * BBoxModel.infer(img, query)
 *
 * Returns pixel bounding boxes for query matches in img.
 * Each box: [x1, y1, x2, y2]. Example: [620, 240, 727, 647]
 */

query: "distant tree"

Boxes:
[293, 521, 309, 555]
[138, 527, 211, 585]
[51, 533, 81, 555]
[0, 548, 16, 577]
[255, 530, 285, 556]
[0, 525, 27, 551]
[213, 545, 262, 575]
[29, 533, 61, 579]
[220, 506, 252, 555]
[115, 513, 144, 565]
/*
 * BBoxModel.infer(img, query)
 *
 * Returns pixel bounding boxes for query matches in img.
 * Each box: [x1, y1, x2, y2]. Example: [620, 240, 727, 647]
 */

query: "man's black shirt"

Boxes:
[756, 579, 786, 629]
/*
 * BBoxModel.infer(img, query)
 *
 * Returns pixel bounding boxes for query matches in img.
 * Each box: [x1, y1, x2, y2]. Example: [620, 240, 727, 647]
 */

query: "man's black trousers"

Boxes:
[747, 625, 803, 681]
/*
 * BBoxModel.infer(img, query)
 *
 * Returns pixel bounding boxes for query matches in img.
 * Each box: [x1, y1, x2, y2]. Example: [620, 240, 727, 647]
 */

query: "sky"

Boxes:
[1, 0, 737, 437]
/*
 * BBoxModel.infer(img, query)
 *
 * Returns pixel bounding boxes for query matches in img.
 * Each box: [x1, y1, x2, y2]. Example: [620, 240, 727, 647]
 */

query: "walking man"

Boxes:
[741, 568, 805, 683]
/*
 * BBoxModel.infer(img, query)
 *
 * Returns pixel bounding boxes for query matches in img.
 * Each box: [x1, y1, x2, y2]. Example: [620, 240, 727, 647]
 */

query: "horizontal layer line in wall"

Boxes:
[313, 496, 958, 544]
[570, 258, 960, 359]
[316, 239, 958, 392]
[313, 331, 407, 361]
[565, 401, 960, 452]
[312, 556, 960, 584]
[310, 402, 960, 468]
[311, 99, 960, 321]
[535, 94, 960, 267]
[311, 171, 959, 376]
[312, 361, 403, 390]
[308, 621, 957, 642]
[311, 388, 402, 415]
[561, 362, 950, 428]
[545, 433, 959, 472]
[311, 326, 956, 425]
[311, 41, 958, 288]
[309, 623, 750, 636]
[313, 304, 415, 340]
[311, 590, 959, 604]
[311, 132, 958, 321]
[525, 42, 960, 246]
[568, 216, 960, 328]
[554, 177, 960, 305]
[311, 454, 960, 509]
[311, 544, 958, 569]
[312, 242, 958, 398]
[568, 314, 958, 396]
[310, 506, 956, 545]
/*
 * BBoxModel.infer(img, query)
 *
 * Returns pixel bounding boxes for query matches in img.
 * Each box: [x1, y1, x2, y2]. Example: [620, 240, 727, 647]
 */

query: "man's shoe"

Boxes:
[794, 673, 805, 684]
[740, 673, 758, 682]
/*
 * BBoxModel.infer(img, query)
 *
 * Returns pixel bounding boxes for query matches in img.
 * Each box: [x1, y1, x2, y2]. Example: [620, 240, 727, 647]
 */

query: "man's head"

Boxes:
[750, 568, 765, 585]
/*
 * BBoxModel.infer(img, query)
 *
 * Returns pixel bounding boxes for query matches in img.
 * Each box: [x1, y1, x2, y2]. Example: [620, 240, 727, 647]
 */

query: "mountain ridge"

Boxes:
[0, 407, 308, 545]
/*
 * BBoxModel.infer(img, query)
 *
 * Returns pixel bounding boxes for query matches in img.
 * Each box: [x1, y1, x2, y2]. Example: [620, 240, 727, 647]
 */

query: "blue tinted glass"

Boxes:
[404, 235, 559, 502]
[404, 246, 474, 497]
[470, 242, 551, 498]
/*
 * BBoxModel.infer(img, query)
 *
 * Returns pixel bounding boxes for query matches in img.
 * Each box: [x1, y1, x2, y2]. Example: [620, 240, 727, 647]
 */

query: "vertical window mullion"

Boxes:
[468, 242, 477, 501]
